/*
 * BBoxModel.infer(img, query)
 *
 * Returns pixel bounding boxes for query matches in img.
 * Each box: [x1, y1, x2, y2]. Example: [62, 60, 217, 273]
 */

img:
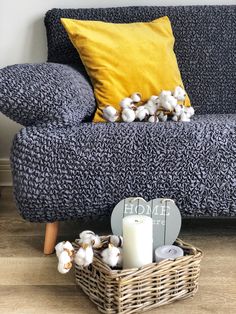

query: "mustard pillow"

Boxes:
[61, 16, 191, 122]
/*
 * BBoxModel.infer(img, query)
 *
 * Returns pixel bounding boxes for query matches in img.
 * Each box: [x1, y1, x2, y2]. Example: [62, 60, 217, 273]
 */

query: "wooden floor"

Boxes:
[0, 187, 235, 314]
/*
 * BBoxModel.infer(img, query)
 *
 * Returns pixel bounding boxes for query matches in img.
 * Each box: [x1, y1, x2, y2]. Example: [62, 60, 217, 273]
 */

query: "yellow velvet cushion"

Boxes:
[61, 16, 191, 122]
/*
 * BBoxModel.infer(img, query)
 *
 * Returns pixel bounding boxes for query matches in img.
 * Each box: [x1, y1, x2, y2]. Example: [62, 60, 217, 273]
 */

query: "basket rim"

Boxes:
[74, 237, 203, 278]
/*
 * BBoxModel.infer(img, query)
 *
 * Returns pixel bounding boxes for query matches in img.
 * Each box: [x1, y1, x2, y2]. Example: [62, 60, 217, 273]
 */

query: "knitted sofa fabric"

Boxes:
[0, 63, 96, 126]
[11, 114, 236, 222]
[45, 5, 236, 115]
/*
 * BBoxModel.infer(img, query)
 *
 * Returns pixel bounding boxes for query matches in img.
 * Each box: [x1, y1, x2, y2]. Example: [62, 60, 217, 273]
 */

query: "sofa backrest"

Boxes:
[45, 6, 236, 115]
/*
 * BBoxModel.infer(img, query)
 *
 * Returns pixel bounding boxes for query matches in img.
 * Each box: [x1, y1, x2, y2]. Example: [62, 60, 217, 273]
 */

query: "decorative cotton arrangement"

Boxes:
[102, 87, 195, 123]
[55, 231, 124, 274]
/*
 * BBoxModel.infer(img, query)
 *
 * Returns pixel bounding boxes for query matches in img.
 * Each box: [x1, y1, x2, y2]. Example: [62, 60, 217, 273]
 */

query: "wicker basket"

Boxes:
[74, 237, 202, 314]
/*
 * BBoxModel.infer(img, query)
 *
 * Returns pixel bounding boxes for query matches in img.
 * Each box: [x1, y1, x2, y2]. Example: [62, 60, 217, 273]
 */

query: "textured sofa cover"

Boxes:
[12, 114, 236, 222]
[1, 5, 236, 222]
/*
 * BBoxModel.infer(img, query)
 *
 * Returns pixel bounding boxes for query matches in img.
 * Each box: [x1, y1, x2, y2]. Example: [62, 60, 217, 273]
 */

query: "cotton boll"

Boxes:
[145, 100, 158, 115]
[158, 112, 168, 122]
[150, 95, 159, 103]
[148, 116, 155, 123]
[174, 104, 184, 117]
[83, 246, 94, 266]
[57, 262, 71, 274]
[63, 241, 74, 252]
[109, 235, 123, 248]
[78, 233, 98, 248]
[79, 230, 95, 240]
[135, 106, 149, 121]
[103, 106, 118, 122]
[120, 97, 134, 109]
[55, 241, 74, 258]
[55, 241, 65, 258]
[63, 241, 74, 257]
[173, 86, 186, 101]
[130, 92, 142, 103]
[90, 235, 102, 249]
[74, 244, 94, 267]
[58, 251, 71, 265]
[184, 106, 195, 118]
[117, 248, 123, 268]
[122, 108, 136, 122]
[78, 237, 92, 246]
[101, 244, 121, 268]
[160, 95, 177, 111]
[172, 115, 179, 122]
[74, 248, 86, 266]
[159, 90, 172, 101]
[161, 115, 168, 122]
[148, 115, 159, 123]
[180, 112, 191, 122]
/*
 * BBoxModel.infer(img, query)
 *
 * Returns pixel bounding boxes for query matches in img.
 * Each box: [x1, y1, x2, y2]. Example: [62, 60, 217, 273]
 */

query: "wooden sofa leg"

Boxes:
[44, 221, 59, 255]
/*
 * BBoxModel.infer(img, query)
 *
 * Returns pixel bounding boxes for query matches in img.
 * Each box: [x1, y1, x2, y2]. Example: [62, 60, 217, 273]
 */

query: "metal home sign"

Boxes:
[111, 197, 182, 249]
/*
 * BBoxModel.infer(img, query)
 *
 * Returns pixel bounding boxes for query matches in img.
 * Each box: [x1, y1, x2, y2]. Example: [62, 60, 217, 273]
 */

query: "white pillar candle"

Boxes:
[123, 215, 153, 269]
[155, 245, 184, 263]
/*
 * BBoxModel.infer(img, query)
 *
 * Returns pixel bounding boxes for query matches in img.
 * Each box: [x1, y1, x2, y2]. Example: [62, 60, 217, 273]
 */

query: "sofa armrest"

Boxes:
[0, 62, 96, 126]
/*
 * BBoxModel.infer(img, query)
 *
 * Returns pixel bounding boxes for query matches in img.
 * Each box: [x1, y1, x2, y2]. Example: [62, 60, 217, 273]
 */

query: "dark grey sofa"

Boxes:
[0, 6, 236, 233]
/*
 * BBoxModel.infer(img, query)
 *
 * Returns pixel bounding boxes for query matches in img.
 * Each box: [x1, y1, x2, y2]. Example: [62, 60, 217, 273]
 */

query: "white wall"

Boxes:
[0, 0, 235, 161]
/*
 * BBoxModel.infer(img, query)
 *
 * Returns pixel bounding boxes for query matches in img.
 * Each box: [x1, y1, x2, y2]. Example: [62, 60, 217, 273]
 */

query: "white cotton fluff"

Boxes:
[109, 235, 123, 248]
[74, 245, 94, 267]
[101, 245, 121, 268]
[57, 262, 71, 274]
[63, 241, 74, 252]
[79, 231, 101, 248]
[148, 115, 159, 123]
[90, 235, 102, 249]
[122, 108, 136, 122]
[144, 100, 158, 115]
[174, 104, 184, 117]
[159, 90, 172, 101]
[150, 95, 159, 103]
[74, 247, 85, 266]
[135, 106, 149, 121]
[180, 112, 191, 122]
[117, 248, 123, 268]
[130, 92, 141, 103]
[55, 241, 74, 258]
[55, 242, 65, 258]
[172, 115, 179, 122]
[103, 106, 118, 122]
[173, 86, 186, 101]
[158, 112, 168, 122]
[79, 230, 95, 240]
[63, 242, 74, 257]
[59, 250, 71, 264]
[184, 106, 195, 118]
[160, 95, 177, 112]
[119, 97, 134, 109]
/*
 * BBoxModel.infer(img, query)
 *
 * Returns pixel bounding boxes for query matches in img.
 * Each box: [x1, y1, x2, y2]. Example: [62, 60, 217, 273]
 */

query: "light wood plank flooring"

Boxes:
[0, 187, 235, 314]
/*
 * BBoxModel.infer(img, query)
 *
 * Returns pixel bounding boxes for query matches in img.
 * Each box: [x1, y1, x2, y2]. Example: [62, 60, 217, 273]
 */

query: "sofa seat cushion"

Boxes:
[11, 114, 236, 222]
